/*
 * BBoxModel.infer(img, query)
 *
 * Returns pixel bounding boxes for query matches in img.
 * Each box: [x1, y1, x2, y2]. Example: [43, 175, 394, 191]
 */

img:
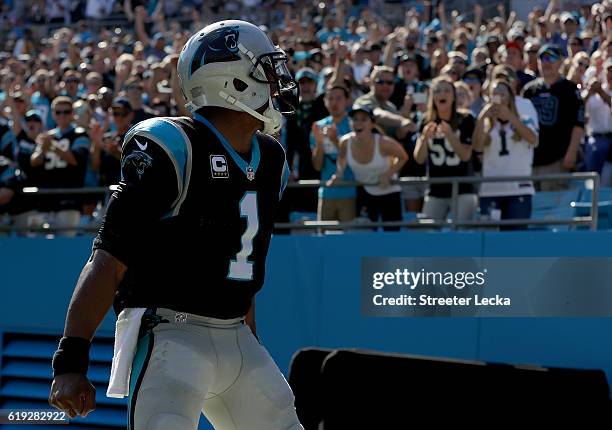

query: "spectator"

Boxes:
[30, 69, 56, 130]
[499, 41, 535, 92]
[390, 54, 427, 111]
[354, 66, 416, 140]
[521, 44, 585, 191]
[453, 81, 472, 112]
[124, 77, 156, 124]
[311, 85, 355, 223]
[462, 67, 485, 116]
[61, 71, 83, 101]
[414, 76, 477, 222]
[85, 72, 103, 96]
[29, 96, 90, 235]
[13, 110, 43, 181]
[567, 52, 590, 86]
[473, 79, 538, 228]
[568, 36, 584, 58]
[330, 106, 408, 231]
[523, 40, 541, 77]
[351, 44, 372, 87]
[13, 28, 34, 57]
[491, 65, 540, 128]
[91, 97, 133, 187]
[584, 58, 612, 183]
[284, 67, 327, 212]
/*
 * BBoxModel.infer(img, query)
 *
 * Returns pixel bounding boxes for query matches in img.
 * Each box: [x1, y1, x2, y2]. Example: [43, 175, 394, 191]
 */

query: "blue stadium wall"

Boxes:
[1, 231, 611, 428]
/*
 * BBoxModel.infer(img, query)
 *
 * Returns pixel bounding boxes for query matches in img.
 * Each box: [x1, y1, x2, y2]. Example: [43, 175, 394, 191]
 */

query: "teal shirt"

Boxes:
[310, 115, 356, 200]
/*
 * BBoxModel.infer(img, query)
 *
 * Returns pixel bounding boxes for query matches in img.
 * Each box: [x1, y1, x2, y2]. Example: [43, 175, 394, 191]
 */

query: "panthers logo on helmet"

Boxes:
[122, 150, 153, 181]
[189, 26, 241, 78]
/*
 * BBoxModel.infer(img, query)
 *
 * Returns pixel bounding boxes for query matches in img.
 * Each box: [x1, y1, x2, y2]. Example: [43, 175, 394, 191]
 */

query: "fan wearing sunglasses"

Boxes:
[354, 66, 417, 139]
[521, 44, 585, 191]
[90, 98, 135, 187]
[29, 96, 91, 234]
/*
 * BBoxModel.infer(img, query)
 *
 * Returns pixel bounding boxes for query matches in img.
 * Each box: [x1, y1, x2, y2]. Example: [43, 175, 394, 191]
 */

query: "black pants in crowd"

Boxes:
[359, 188, 403, 232]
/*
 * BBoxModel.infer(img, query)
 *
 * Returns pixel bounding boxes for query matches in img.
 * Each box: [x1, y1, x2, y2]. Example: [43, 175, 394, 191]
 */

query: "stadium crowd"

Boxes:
[0, 0, 611, 234]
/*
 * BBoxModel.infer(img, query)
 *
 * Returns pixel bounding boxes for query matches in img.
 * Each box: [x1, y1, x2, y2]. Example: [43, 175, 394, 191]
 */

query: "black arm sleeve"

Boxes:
[92, 135, 179, 266]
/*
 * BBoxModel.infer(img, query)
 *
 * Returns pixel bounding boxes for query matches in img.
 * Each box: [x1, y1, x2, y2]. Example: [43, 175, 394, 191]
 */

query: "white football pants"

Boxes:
[128, 308, 303, 430]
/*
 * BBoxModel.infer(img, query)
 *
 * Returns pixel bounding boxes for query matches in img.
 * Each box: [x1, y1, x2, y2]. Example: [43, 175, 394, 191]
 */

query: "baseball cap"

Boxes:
[349, 104, 375, 119]
[538, 44, 564, 60]
[295, 68, 318, 82]
[25, 110, 42, 122]
[462, 67, 485, 84]
[561, 11, 578, 23]
[507, 27, 524, 41]
[486, 34, 501, 45]
[111, 97, 133, 111]
[152, 32, 165, 42]
[505, 41, 522, 52]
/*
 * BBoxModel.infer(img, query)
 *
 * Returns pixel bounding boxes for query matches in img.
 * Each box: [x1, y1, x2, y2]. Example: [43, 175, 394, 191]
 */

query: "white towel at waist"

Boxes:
[106, 307, 146, 398]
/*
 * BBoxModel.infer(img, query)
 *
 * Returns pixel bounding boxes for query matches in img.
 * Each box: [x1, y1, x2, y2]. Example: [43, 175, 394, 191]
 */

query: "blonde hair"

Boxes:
[483, 79, 521, 146]
[453, 80, 472, 111]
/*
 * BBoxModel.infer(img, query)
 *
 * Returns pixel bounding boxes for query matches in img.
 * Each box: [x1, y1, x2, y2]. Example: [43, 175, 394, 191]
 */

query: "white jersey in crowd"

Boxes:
[347, 134, 401, 196]
[585, 83, 612, 135]
[479, 96, 539, 197]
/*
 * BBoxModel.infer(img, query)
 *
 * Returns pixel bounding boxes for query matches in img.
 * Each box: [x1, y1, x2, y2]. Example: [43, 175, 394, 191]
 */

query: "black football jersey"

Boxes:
[521, 78, 585, 166]
[93, 115, 289, 319]
[35, 125, 90, 211]
[423, 113, 476, 197]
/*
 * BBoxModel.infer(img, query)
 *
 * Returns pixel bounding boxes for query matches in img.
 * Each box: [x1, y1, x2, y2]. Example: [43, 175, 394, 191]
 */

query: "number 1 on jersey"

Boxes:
[228, 192, 259, 281]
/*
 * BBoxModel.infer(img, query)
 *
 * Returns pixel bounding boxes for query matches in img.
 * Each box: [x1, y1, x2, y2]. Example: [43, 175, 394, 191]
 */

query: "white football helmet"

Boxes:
[177, 20, 298, 134]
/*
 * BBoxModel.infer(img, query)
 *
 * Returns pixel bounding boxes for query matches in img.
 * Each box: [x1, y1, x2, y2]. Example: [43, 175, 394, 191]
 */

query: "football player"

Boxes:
[49, 20, 303, 430]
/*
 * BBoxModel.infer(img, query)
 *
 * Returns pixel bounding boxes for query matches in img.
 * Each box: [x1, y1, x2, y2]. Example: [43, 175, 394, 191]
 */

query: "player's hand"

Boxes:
[49, 373, 96, 419]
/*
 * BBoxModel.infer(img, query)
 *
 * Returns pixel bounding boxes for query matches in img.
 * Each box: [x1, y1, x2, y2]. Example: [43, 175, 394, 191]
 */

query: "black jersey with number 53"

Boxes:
[93, 115, 289, 319]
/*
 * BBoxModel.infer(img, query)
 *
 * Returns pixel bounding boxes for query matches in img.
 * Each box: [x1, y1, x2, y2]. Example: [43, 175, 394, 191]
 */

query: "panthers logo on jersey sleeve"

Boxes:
[121, 150, 153, 181]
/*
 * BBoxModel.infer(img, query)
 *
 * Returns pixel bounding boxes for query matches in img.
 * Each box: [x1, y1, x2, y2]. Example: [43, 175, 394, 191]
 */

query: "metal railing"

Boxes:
[0, 172, 601, 234]
[278, 172, 600, 232]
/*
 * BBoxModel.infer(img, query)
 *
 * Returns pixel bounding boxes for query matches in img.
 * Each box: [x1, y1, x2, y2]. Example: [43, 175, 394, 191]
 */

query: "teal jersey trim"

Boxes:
[193, 112, 261, 180]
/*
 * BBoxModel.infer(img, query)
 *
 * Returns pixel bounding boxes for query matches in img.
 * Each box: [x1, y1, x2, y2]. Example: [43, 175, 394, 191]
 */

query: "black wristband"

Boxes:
[52, 336, 91, 377]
